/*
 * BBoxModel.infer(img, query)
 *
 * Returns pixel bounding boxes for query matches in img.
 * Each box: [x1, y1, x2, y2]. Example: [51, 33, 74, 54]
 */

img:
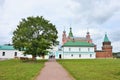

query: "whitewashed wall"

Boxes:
[63, 47, 94, 52]
[63, 53, 96, 59]
[0, 50, 23, 59]
[63, 47, 96, 59]
[0, 50, 49, 59]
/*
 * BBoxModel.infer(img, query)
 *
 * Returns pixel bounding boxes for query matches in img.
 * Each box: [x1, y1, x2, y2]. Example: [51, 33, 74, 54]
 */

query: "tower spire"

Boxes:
[86, 28, 92, 43]
[68, 27, 73, 37]
[104, 33, 110, 42]
[62, 27, 67, 44]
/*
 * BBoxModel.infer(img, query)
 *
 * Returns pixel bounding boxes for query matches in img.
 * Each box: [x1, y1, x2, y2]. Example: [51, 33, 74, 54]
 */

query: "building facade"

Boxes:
[62, 41, 95, 59]
[0, 44, 48, 59]
[0, 45, 24, 59]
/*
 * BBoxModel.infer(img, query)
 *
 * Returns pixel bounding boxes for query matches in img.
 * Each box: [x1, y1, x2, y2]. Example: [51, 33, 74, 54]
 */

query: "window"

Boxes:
[90, 54, 92, 57]
[69, 48, 71, 51]
[79, 54, 81, 58]
[79, 48, 81, 51]
[88, 48, 90, 52]
[71, 54, 73, 57]
[2, 52, 5, 56]
[14, 52, 17, 56]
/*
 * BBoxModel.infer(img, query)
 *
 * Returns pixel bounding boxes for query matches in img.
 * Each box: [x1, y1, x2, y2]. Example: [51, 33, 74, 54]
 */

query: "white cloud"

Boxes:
[112, 41, 120, 52]
[73, 0, 120, 24]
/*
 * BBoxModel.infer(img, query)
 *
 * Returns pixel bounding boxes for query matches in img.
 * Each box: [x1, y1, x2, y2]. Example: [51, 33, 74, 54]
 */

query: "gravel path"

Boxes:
[36, 59, 74, 80]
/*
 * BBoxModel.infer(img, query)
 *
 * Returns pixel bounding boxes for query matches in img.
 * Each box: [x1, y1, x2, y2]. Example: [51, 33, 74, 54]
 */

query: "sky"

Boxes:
[0, 0, 120, 52]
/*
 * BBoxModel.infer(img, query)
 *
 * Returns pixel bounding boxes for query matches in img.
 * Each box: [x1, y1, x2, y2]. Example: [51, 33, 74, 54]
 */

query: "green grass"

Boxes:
[58, 59, 120, 80]
[0, 59, 47, 80]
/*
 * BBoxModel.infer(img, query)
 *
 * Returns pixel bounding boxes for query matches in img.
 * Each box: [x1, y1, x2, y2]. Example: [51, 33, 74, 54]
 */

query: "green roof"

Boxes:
[0, 45, 15, 50]
[69, 27, 73, 37]
[63, 41, 94, 47]
[104, 34, 110, 42]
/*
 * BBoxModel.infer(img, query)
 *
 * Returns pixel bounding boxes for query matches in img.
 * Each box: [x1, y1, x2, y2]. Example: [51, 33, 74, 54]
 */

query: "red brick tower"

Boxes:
[62, 30, 67, 45]
[102, 34, 112, 58]
[86, 31, 92, 43]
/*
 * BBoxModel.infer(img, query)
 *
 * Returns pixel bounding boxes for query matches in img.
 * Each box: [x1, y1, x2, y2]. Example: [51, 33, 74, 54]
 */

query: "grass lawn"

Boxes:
[0, 59, 46, 80]
[58, 59, 120, 80]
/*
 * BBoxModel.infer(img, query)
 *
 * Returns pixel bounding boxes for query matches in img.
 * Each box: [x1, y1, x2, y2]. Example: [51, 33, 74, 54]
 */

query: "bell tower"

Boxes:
[62, 30, 67, 45]
[102, 34, 112, 58]
[67, 27, 73, 41]
[86, 31, 92, 43]
[68, 27, 73, 37]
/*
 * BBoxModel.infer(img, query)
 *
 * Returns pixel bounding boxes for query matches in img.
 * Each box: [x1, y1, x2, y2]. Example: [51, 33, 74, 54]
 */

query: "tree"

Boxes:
[12, 16, 58, 60]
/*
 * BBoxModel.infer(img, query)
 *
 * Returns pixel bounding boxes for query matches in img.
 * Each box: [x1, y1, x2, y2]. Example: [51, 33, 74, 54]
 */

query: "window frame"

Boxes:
[2, 52, 5, 56]
[69, 48, 71, 51]
[14, 52, 17, 56]
[79, 54, 81, 58]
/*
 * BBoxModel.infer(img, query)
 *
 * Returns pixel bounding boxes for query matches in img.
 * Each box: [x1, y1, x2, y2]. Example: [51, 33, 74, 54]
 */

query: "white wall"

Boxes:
[0, 50, 49, 59]
[63, 53, 96, 59]
[63, 47, 94, 52]
[63, 46, 96, 59]
[0, 46, 96, 59]
[0, 50, 23, 59]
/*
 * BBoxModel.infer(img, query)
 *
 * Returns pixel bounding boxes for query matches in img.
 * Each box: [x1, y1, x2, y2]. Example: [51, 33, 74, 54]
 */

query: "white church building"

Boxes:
[59, 27, 96, 59]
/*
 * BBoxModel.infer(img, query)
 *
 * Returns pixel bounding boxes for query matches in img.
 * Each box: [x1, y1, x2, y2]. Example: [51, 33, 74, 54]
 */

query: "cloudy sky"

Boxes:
[0, 0, 120, 52]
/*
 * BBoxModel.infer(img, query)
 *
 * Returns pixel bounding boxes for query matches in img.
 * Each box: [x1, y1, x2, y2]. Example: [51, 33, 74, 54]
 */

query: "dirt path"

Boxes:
[35, 59, 74, 80]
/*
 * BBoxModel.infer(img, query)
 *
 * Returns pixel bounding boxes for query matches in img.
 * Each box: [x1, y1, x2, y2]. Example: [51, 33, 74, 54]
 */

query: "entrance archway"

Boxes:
[59, 54, 61, 59]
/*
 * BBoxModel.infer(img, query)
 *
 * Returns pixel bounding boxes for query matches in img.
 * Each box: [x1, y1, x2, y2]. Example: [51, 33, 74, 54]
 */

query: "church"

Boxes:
[61, 27, 96, 59]
[59, 27, 113, 59]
